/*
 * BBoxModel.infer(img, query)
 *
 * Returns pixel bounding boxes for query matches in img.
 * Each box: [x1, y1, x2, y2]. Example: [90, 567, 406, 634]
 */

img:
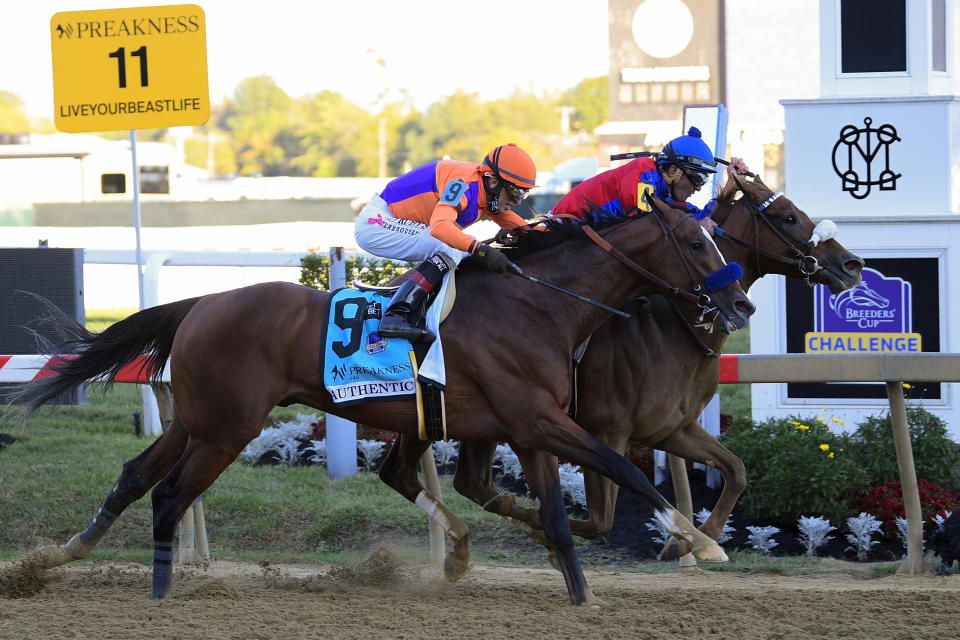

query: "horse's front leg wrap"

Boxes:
[151, 540, 174, 598]
[414, 491, 470, 581]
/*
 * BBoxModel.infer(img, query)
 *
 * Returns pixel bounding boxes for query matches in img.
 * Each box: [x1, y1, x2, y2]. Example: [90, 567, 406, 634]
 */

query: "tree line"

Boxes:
[0, 75, 606, 178]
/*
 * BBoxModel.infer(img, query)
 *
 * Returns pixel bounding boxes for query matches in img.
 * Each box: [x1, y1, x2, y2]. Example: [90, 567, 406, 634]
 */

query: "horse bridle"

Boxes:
[712, 183, 821, 286]
[579, 196, 731, 325]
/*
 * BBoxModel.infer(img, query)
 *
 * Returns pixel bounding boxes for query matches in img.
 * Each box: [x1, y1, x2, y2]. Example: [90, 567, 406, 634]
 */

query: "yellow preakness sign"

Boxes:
[50, 5, 209, 132]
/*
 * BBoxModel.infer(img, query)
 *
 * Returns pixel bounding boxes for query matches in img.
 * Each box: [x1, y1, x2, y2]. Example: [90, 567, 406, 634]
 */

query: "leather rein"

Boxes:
[712, 187, 820, 285]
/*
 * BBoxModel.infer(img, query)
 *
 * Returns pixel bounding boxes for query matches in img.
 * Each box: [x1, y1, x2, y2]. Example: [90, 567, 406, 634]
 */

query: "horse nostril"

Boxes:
[736, 300, 755, 316]
[844, 258, 864, 274]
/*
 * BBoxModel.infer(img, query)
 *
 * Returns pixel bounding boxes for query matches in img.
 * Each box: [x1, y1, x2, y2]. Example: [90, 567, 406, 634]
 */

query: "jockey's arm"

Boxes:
[428, 204, 478, 253]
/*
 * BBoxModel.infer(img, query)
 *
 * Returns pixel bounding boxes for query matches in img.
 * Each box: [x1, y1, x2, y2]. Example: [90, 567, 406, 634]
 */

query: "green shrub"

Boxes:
[299, 252, 415, 290]
[846, 405, 959, 491]
[719, 415, 870, 525]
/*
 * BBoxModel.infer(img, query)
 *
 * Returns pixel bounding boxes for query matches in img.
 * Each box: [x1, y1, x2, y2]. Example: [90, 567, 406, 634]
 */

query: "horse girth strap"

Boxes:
[580, 225, 701, 304]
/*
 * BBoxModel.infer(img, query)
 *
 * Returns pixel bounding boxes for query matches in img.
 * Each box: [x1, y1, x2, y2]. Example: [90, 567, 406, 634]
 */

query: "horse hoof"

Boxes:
[658, 539, 691, 561]
[442, 555, 469, 582]
[583, 590, 608, 607]
[692, 540, 728, 563]
[37, 545, 71, 568]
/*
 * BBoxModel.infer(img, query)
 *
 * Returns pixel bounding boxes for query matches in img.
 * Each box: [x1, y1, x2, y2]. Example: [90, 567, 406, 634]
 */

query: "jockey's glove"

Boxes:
[473, 242, 523, 276]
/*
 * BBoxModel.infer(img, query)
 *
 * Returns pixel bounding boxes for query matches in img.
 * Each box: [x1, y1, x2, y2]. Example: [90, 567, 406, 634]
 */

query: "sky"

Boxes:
[3, 0, 610, 119]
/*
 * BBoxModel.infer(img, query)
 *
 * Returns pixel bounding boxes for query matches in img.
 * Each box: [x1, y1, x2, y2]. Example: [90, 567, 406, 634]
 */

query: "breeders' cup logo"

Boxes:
[815, 268, 911, 332]
[364, 331, 387, 355]
[831, 117, 901, 199]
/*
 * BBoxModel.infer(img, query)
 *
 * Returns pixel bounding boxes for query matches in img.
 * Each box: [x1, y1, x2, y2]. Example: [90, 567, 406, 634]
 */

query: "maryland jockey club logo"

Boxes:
[806, 267, 920, 353]
[831, 117, 901, 199]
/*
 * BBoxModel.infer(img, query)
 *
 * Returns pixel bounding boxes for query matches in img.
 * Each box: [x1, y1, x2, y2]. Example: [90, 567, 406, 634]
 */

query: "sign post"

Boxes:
[49, 4, 211, 459]
[50, 3, 210, 309]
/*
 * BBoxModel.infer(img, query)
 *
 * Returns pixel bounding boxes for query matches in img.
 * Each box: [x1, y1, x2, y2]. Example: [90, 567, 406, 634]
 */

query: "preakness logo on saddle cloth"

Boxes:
[322, 289, 417, 405]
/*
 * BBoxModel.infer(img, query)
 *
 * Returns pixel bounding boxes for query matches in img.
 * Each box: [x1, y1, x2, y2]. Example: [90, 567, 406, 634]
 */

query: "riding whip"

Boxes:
[515, 272, 631, 319]
[608, 151, 757, 179]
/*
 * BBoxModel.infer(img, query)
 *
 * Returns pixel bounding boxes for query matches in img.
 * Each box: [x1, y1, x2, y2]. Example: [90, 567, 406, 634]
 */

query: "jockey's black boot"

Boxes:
[378, 254, 450, 343]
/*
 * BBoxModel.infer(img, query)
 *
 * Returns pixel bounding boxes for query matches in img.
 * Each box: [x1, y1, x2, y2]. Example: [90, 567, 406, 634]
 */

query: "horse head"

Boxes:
[716, 175, 864, 294]
[636, 196, 755, 333]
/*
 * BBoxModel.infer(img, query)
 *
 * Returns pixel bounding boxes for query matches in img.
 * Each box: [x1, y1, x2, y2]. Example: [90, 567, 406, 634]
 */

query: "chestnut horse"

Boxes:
[15, 197, 754, 605]
[379, 176, 863, 562]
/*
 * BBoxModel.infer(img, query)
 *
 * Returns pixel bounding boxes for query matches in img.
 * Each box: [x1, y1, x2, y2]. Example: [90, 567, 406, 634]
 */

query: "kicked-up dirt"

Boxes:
[2, 547, 959, 640]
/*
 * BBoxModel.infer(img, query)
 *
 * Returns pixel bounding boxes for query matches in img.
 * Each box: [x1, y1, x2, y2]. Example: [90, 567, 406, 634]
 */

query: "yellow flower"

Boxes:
[816, 417, 827, 422]
[796, 424, 810, 431]
[791, 421, 800, 426]
[829, 452, 835, 458]
[831, 418, 846, 426]
[819, 444, 830, 452]
[902, 383, 913, 389]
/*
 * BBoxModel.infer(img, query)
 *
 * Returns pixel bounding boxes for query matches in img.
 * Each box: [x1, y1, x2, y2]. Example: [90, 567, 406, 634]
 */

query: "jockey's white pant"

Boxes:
[355, 194, 470, 266]
[354, 194, 461, 388]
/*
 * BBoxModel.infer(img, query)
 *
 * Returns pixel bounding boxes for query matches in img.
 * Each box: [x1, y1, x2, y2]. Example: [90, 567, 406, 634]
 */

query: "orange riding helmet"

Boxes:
[482, 143, 537, 189]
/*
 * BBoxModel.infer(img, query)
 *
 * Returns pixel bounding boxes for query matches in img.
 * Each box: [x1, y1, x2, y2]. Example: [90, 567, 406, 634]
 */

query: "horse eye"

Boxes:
[785, 214, 797, 224]
[691, 241, 704, 252]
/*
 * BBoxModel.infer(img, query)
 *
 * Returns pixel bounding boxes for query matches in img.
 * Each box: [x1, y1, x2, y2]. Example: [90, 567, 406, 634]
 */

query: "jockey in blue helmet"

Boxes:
[655, 127, 749, 234]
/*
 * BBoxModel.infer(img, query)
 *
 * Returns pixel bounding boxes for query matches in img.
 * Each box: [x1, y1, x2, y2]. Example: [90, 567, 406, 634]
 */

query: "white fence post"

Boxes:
[142, 253, 172, 437]
[325, 247, 358, 479]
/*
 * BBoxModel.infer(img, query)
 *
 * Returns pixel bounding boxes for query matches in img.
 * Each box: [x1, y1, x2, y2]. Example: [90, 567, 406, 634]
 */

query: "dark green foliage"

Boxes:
[299, 254, 414, 290]
[846, 405, 960, 490]
[719, 415, 870, 525]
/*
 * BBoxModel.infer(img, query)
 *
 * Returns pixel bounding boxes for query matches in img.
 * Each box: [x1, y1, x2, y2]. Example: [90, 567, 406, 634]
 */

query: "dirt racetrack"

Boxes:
[2, 549, 959, 640]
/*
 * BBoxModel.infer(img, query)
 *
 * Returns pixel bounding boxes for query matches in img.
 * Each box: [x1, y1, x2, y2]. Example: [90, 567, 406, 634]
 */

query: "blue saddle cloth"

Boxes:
[322, 288, 417, 406]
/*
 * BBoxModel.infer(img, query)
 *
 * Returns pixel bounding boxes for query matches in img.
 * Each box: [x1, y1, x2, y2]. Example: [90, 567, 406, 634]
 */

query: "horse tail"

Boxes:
[11, 295, 203, 418]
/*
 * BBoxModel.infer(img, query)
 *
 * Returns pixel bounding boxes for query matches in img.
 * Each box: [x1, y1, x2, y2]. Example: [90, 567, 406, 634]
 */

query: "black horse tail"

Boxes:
[11, 295, 203, 418]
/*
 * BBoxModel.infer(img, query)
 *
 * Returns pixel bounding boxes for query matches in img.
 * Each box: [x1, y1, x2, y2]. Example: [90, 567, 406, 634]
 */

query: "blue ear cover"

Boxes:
[705, 262, 743, 292]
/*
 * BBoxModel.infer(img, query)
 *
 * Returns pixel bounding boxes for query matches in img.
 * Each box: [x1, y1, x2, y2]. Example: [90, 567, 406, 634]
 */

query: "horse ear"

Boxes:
[751, 174, 772, 192]
[716, 172, 744, 207]
[647, 195, 671, 216]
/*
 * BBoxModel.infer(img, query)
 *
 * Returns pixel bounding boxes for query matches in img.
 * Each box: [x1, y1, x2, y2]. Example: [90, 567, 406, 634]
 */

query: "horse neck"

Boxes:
[712, 202, 765, 292]
[524, 217, 674, 343]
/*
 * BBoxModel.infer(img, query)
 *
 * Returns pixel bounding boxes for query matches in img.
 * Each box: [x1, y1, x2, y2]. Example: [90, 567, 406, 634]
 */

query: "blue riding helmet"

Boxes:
[657, 127, 718, 174]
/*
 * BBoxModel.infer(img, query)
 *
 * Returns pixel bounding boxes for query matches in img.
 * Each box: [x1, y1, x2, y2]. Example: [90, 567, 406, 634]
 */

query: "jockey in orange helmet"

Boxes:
[355, 143, 537, 342]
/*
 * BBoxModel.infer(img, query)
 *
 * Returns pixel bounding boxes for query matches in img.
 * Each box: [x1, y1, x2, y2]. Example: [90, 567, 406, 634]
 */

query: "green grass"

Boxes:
[0, 383, 534, 564]
[85, 307, 138, 333]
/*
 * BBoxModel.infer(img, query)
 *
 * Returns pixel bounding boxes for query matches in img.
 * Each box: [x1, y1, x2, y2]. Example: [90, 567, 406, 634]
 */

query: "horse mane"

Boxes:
[501, 198, 690, 259]
[713, 173, 777, 220]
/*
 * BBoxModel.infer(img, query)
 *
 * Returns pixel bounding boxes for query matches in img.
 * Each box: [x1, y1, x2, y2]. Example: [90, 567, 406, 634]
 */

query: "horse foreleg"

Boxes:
[512, 447, 603, 606]
[38, 419, 188, 569]
[569, 470, 620, 540]
[507, 401, 726, 566]
[379, 435, 471, 581]
[656, 421, 746, 543]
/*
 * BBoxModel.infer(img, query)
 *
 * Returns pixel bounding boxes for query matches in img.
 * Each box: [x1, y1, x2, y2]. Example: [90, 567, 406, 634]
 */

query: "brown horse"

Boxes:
[15, 197, 754, 605]
[378, 176, 864, 562]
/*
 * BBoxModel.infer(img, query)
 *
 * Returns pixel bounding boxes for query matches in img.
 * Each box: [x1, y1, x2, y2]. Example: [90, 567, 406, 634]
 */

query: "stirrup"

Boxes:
[379, 314, 435, 343]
